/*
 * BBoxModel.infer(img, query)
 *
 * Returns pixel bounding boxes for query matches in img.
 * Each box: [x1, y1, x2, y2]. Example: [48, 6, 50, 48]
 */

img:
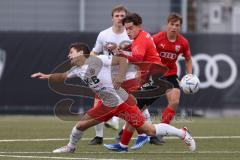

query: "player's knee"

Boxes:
[146, 128, 155, 136]
[144, 126, 156, 136]
[75, 121, 88, 131]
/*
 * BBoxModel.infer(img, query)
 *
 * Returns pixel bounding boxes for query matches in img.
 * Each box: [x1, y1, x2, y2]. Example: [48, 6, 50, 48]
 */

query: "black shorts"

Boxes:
[161, 75, 180, 89]
[137, 97, 158, 110]
[136, 75, 179, 109]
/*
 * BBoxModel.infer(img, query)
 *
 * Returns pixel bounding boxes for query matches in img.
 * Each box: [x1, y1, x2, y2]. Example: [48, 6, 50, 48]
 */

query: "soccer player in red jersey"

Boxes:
[150, 12, 193, 142]
[105, 12, 193, 151]
[117, 14, 161, 64]
[105, 13, 171, 151]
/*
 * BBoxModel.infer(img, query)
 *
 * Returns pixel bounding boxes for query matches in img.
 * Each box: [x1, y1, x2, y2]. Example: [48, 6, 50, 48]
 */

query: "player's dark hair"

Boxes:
[69, 42, 90, 58]
[111, 5, 128, 17]
[122, 13, 142, 26]
[167, 12, 182, 25]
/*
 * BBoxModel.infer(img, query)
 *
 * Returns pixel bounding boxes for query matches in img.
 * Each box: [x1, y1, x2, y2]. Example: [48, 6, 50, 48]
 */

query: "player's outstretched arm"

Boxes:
[31, 72, 51, 80]
[31, 72, 67, 82]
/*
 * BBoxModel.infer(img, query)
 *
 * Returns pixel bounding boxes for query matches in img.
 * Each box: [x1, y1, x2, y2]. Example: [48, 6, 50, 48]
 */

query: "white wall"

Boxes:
[0, 0, 79, 31]
[0, 0, 171, 32]
[232, 3, 240, 33]
[196, 0, 240, 33]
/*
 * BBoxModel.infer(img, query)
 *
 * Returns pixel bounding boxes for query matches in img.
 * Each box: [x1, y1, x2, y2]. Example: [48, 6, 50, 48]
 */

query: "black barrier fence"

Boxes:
[0, 32, 239, 114]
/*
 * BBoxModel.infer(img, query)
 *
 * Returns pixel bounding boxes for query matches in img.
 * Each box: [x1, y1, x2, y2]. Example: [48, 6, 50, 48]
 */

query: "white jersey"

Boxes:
[92, 27, 131, 55]
[67, 55, 138, 107]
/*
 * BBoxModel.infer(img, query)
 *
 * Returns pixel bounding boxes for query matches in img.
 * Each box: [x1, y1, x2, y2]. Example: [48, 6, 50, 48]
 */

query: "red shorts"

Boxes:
[87, 95, 145, 128]
[122, 78, 142, 93]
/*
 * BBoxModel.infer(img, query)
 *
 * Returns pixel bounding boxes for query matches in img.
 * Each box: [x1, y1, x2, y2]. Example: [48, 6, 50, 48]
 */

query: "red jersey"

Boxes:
[127, 30, 161, 64]
[153, 31, 191, 76]
[122, 30, 165, 92]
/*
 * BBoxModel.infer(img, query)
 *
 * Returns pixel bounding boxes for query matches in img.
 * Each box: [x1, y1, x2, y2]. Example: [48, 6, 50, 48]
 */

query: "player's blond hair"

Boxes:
[111, 5, 128, 17]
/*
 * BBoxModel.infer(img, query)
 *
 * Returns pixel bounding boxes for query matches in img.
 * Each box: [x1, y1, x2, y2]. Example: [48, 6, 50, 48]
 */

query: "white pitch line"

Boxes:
[1, 136, 240, 142]
[76, 151, 240, 154]
[0, 138, 68, 142]
[0, 152, 52, 154]
[194, 136, 240, 139]
[109, 151, 240, 154]
[0, 154, 133, 160]
[1, 151, 240, 155]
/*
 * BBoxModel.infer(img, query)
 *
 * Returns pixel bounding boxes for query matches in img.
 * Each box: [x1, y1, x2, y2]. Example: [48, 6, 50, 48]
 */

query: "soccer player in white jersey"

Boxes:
[89, 5, 131, 145]
[31, 42, 196, 153]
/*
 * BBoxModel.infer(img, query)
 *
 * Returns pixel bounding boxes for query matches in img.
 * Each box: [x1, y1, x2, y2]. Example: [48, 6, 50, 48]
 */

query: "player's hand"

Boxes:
[31, 72, 51, 80]
[114, 50, 131, 58]
[105, 42, 118, 52]
[119, 42, 131, 52]
[113, 76, 124, 90]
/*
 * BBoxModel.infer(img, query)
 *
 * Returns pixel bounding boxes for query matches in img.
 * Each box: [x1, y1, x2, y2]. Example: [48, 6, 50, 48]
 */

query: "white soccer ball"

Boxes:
[180, 74, 200, 94]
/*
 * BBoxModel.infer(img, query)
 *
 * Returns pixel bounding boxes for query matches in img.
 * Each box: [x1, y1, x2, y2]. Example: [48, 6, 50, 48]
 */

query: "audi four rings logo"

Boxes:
[177, 53, 237, 89]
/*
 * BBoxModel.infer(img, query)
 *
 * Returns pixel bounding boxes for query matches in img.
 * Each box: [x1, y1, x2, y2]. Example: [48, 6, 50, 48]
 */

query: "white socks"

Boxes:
[68, 126, 83, 148]
[111, 116, 120, 127]
[95, 123, 104, 137]
[94, 117, 119, 137]
[119, 142, 128, 148]
[142, 109, 151, 123]
[154, 123, 184, 138]
[138, 109, 151, 137]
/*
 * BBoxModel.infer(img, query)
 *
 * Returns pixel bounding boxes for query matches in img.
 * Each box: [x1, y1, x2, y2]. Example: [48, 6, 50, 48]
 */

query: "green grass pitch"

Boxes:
[0, 116, 240, 160]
